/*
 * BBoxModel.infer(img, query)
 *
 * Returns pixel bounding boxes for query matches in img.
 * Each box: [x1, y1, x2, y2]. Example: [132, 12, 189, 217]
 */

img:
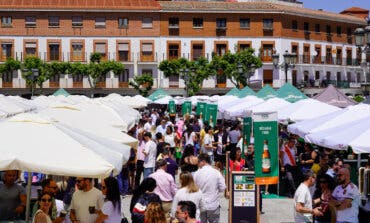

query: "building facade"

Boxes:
[0, 0, 368, 94]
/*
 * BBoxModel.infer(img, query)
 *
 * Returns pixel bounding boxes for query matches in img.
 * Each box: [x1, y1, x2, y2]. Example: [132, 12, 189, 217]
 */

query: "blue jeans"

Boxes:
[117, 166, 129, 195]
[143, 167, 154, 179]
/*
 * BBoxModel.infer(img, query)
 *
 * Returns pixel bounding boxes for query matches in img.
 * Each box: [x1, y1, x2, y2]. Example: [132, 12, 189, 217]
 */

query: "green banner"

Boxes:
[253, 112, 279, 185]
[204, 104, 218, 127]
[182, 101, 192, 116]
[242, 117, 252, 159]
[196, 102, 206, 116]
[168, 100, 176, 116]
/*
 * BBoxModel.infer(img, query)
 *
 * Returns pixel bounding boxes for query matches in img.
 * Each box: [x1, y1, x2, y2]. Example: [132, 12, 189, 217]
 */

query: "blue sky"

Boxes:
[299, 0, 370, 13]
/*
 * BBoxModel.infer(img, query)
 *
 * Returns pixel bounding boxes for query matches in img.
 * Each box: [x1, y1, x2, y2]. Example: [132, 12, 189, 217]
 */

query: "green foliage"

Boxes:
[210, 48, 262, 89]
[129, 74, 154, 97]
[90, 53, 102, 63]
[0, 58, 21, 78]
[22, 56, 48, 89]
[353, 95, 365, 102]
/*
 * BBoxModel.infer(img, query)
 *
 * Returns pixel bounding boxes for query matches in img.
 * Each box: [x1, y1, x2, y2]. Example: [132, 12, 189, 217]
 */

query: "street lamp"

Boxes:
[354, 19, 370, 73]
[22, 68, 39, 98]
[179, 68, 192, 97]
[272, 50, 297, 84]
[237, 62, 256, 87]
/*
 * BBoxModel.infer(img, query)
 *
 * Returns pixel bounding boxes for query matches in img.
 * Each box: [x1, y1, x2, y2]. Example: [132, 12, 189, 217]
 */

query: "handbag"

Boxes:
[121, 217, 129, 223]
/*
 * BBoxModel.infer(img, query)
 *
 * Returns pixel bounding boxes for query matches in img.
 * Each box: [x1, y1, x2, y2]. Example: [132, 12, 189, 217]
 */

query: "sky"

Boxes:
[299, 0, 370, 13]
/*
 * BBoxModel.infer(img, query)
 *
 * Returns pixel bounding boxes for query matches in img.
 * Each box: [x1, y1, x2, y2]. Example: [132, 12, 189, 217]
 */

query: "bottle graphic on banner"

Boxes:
[262, 139, 271, 173]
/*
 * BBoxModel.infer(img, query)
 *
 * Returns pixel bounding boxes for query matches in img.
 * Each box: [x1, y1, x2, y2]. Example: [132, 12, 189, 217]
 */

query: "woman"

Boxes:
[95, 177, 121, 223]
[229, 147, 246, 171]
[131, 178, 161, 223]
[164, 125, 176, 148]
[180, 144, 198, 173]
[144, 202, 166, 223]
[32, 192, 53, 223]
[313, 174, 336, 223]
[170, 172, 202, 221]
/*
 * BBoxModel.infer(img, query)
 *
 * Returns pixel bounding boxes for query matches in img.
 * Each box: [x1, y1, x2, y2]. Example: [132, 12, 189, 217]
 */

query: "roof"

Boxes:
[0, 0, 161, 11]
[313, 84, 357, 108]
[159, 1, 365, 24]
[276, 83, 307, 103]
[340, 7, 369, 13]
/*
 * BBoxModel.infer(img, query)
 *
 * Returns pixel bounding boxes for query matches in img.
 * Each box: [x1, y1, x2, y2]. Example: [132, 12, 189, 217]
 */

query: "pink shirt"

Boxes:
[137, 140, 146, 161]
[149, 169, 177, 202]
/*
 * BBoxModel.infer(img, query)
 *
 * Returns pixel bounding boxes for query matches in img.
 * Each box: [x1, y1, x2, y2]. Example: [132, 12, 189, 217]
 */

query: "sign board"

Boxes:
[229, 171, 259, 223]
[253, 112, 279, 185]
[196, 102, 206, 116]
[204, 103, 217, 127]
[182, 101, 192, 116]
[168, 100, 176, 116]
[242, 117, 252, 159]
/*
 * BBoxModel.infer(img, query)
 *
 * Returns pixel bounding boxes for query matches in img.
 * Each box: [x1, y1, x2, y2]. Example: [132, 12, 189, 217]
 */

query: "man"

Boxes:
[331, 167, 360, 223]
[156, 119, 167, 135]
[176, 201, 198, 223]
[280, 137, 299, 197]
[0, 170, 27, 222]
[32, 178, 65, 223]
[161, 148, 178, 179]
[135, 130, 146, 188]
[149, 159, 177, 220]
[70, 178, 104, 223]
[142, 132, 157, 179]
[194, 154, 226, 223]
[326, 158, 343, 179]
[294, 169, 323, 223]
[143, 117, 152, 132]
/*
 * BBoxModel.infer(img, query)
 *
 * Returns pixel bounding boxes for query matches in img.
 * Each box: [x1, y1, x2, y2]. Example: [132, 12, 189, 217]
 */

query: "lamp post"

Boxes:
[23, 68, 39, 98]
[179, 68, 192, 97]
[272, 50, 297, 84]
[354, 20, 370, 79]
[237, 62, 256, 87]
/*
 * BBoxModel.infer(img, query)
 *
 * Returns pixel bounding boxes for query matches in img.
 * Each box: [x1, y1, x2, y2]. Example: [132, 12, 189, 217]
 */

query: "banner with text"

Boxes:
[196, 102, 207, 117]
[253, 112, 279, 185]
[242, 117, 252, 159]
[182, 101, 192, 116]
[168, 100, 176, 116]
[204, 103, 218, 127]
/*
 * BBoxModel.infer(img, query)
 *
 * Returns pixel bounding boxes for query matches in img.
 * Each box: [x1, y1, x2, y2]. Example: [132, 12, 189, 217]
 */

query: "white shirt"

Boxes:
[293, 183, 312, 223]
[280, 144, 297, 166]
[332, 183, 360, 223]
[202, 133, 213, 155]
[194, 165, 226, 211]
[144, 140, 157, 168]
[70, 187, 104, 223]
[101, 201, 122, 223]
[170, 187, 203, 220]
[144, 122, 152, 132]
[151, 113, 158, 126]
[156, 125, 167, 135]
[164, 133, 176, 147]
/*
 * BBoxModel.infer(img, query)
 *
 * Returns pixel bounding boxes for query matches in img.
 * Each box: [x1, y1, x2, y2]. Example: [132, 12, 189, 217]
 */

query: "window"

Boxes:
[215, 44, 227, 56]
[1, 43, 13, 61]
[118, 43, 129, 61]
[169, 18, 179, 28]
[71, 42, 84, 61]
[346, 28, 352, 37]
[239, 43, 250, 52]
[315, 24, 320, 33]
[240, 18, 250, 29]
[1, 17, 12, 27]
[304, 22, 309, 33]
[25, 42, 37, 57]
[326, 25, 332, 35]
[142, 17, 153, 28]
[336, 26, 342, 36]
[119, 69, 129, 82]
[72, 16, 83, 27]
[193, 18, 203, 28]
[141, 42, 153, 61]
[192, 43, 203, 60]
[216, 18, 226, 29]
[118, 18, 129, 28]
[25, 16, 36, 27]
[291, 20, 297, 31]
[261, 44, 273, 62]
[48, 16, 59, 27]
[48, 43, 60, 61]
[142, 69, 153, 76]
[263, 19, 273, 30]
[168, 44, 179, 60]
[95, 17, 106, 28]
[95, 42, 106, 59]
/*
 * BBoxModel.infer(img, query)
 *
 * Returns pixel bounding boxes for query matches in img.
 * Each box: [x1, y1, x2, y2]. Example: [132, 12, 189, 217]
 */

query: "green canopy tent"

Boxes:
[276, 83, 308, 103]
[52, 88, 70, 97]
[148, 88, 170, 101]
[225, 87, 242, 97]
[239, 86, 256, 98]
[256, 84, 277, 100]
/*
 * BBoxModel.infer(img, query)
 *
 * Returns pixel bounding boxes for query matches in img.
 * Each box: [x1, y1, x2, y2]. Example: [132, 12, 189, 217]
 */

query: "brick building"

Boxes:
[0, 0, 368, 94]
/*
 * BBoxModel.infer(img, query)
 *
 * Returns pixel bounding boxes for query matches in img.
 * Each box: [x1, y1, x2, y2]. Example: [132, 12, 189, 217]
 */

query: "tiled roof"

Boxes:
[0, 0, 161, 10]
[159, 1, 365, 24]
[341, 7, 369, 13]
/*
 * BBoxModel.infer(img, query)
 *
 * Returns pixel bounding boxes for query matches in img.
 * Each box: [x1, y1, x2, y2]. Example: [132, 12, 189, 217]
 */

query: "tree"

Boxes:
[209, 48, 262, 89]
[129, 74, 154, 97]
[44, 61, 71, 82]
[22, 56, 48, 93]
[0, 58, 21, 81]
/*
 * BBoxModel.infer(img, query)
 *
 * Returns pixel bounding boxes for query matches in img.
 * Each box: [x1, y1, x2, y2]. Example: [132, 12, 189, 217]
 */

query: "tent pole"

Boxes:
[25, 171, 32, 222]
[357, 154, 361, 170]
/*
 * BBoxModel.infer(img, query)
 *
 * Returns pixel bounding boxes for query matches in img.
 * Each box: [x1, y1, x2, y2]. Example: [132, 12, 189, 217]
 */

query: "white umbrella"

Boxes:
[288, 104, 370, 137]
[223, 96, 264, 119]
[153, 95, 174, 105]
[278, 99, 341, 124]
[249, 98, 291, 113]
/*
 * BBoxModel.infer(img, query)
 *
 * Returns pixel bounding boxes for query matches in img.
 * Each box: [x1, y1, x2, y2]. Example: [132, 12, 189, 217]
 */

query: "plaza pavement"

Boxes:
[120, 194, 294, 223]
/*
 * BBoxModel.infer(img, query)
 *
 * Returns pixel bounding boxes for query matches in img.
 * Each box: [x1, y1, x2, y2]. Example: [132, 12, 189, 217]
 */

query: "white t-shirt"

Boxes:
[144, 140, 157, 168]
[144, 122, 152, 132]
[164, 133, 176, 147]
[185, 132, 196, 146]
[101, 201, 122, 223]
[332, 183, 360, 223]
[70, 187, 104, 223]
[293, 183, 312, 223]
[170, 188, 203, 220]
[202, 133, 214, 155]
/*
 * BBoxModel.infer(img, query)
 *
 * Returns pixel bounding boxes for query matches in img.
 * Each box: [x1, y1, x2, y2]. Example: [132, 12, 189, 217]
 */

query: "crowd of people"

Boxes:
[1, 107, 369, 223]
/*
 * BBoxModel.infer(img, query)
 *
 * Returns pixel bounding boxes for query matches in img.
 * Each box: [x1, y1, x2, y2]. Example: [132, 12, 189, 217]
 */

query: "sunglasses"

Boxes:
[41, 198, 52, 203]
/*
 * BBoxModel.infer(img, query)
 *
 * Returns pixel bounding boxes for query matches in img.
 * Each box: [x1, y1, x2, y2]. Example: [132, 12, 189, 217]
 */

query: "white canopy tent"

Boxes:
[223, 96, 264, 119]
[105, 93, 150, 109]
[248, 98, 291, 113]
[278, 99, 341, 124]
[0, 96, 36, 118]
[152, 95, 175, 105]
[288, 104, 370, 138]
